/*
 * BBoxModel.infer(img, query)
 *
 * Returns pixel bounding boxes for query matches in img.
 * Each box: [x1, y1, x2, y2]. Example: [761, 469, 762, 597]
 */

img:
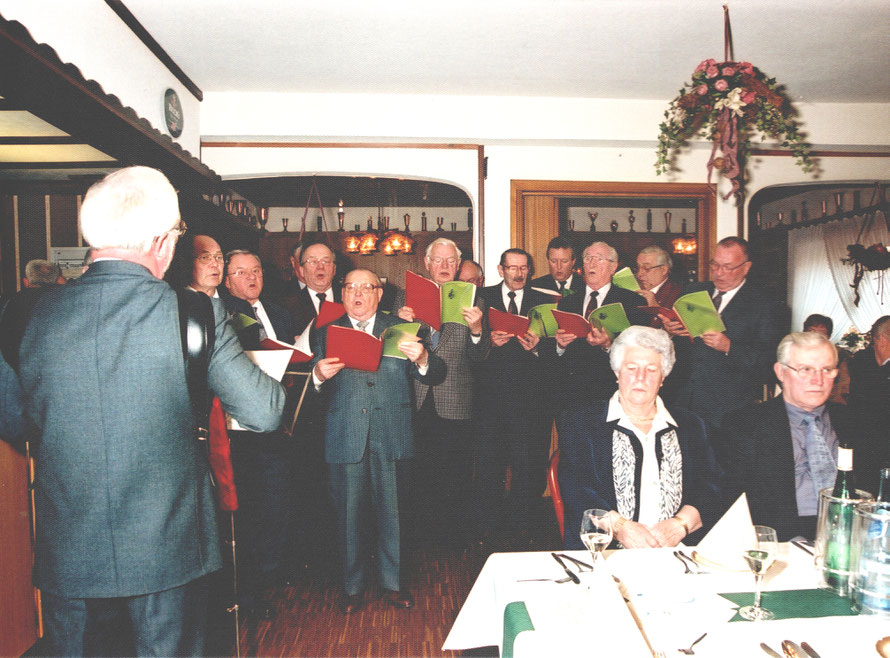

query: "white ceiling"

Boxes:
[123, 0, 890, 103]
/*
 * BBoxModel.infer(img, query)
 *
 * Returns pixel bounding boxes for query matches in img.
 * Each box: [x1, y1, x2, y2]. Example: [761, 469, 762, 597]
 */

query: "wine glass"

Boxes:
[579, 509, 612, 569]
[739, 525, 778, 621]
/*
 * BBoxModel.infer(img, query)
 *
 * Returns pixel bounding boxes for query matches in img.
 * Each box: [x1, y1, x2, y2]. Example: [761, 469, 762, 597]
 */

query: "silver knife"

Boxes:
[760, 643, 783, 658]
[550, 552, 581, 584]
[800, 642, 822, 658]
[782, 640, 805, 658]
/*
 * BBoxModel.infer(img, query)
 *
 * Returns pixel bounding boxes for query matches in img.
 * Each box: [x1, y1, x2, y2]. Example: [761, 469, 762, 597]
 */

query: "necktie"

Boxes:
[712, 290, 725, 314]
[584, 290, 598, 319]
[430, 329, 441, 351]
[558, 280, 566, 294]
[316, 292, 326, 309]
[251, 305, 268, 342]
[356, 320, 369, 333]
[507, 291, 518, 315]
[803, 413, 837, 499]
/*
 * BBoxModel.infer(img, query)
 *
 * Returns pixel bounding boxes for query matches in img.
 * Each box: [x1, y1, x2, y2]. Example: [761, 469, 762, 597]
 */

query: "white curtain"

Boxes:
[787, 211, 889, 339]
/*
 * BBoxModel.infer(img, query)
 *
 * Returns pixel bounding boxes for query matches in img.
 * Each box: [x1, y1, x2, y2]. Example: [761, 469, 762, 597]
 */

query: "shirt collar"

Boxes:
[606, 391, 676, 433]
[783, 399, 827, 425]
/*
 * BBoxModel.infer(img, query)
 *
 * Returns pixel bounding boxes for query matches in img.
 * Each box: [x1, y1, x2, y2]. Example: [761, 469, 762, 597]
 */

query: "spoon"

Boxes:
[781, 640, 804, 658]
[678, 632, 707, 655]
[876, 636, 890, 658]
[674, 550, 693, 573]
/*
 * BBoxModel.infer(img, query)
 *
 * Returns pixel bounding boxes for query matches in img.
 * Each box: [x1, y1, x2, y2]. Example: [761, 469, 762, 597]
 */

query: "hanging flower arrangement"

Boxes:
[655, 58, 814, 201]
[842, 242, 890, 306]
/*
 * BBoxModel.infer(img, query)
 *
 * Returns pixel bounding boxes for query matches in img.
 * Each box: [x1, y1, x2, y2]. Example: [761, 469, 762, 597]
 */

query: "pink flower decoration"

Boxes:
[714, 79, 728, 91]
[706, 65, 719, 78]
[696, 84, 709, 95]
[695, 58, 716, 73]
[738, 61, 755, 75]
[741, 89, 756, 104]
[721, 66, 736, 76]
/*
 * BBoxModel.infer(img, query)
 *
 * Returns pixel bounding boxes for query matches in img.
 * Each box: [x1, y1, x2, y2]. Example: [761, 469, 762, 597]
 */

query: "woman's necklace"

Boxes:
[619, 396, 656, 422]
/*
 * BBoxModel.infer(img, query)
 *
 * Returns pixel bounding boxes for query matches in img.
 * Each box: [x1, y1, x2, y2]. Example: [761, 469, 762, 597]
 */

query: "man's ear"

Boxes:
[773, 361, 785, 387]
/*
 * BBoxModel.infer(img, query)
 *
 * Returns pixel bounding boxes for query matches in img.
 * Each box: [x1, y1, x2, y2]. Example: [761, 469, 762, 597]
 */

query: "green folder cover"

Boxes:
[528, 303, 559, 337]
[440, 281, 476, 326]
[381, 322, 421, 359]
[587, 302, 631, 340]
[673, 290, 726, 338]
[232, 312, 258, 330]
[612, 266, 641, 291]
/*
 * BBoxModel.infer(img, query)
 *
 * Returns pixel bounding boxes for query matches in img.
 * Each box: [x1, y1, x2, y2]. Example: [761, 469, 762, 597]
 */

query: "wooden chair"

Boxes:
[547, 449, 564, 541]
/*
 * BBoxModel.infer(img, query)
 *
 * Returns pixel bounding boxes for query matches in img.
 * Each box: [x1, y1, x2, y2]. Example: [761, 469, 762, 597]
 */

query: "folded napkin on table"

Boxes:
[692, 492, 756, 571]
[502, 601, 534, 658]
[719, 588, 858, 621]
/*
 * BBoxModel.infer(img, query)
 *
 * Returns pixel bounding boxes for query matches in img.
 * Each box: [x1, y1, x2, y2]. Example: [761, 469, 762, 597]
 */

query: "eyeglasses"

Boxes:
[502, 265, 529, 273]
[302, 258, 334, 268]
[228, 267, 263, 278]
[634, 264, 666, 273]
[709, 260, 749, 273]
[582, 254, 615, 263]
[780, 363, 839, 379]
[170, 220, 188, 237]
[196, 253, 224, 264]
[429, 257, 459, 266]
[343, 282, 380, 294]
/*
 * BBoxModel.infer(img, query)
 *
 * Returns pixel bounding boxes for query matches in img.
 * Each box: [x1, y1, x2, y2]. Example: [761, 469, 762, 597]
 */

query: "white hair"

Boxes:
[609, 325, 676, 377]
[80, 166, 180, 251]
[425, 237, 462, 261]
[776, 331, 837, 365]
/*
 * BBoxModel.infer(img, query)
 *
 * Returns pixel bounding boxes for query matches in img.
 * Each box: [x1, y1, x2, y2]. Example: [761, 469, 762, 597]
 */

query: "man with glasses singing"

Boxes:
[395, 237, 488, 550]
[188, 234, 224, 297]
[282, 241, 341, 336]
[635, 244, 682, 312]
[661, 236, 780, 434]
[550, 241, 648, 411]
[720, 331, 854, 541]
[311, 269, 444, 613]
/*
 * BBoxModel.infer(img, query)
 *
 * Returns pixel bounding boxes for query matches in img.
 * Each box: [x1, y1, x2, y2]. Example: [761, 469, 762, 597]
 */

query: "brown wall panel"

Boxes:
[49, 195, 79, 246]
[17, 195, 47, 276]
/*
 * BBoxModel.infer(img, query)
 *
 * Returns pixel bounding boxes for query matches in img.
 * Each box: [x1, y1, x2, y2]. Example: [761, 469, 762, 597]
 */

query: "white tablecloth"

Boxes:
[444, 545, 889, 657]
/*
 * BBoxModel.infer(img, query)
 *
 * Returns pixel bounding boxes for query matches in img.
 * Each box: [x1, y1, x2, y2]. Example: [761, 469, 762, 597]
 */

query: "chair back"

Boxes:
[548, 449, 564, 540]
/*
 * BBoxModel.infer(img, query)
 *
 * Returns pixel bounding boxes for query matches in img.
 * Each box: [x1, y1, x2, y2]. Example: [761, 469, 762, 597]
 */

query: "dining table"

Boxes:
[443, 543, 888, 657]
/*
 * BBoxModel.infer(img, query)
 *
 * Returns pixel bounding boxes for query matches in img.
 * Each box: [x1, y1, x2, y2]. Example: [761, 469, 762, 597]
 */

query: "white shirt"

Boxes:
[607, 393, 676, 526]
[308, 286, 334, 314]
[500, 282, 524, 312]
[252, 300, 277, 341]
[585, 282, 611, 313]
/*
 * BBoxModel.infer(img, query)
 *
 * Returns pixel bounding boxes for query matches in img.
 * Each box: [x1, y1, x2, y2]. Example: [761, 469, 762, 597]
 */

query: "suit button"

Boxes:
[362, 408, 367, 414]
[367, 381, 375, 387]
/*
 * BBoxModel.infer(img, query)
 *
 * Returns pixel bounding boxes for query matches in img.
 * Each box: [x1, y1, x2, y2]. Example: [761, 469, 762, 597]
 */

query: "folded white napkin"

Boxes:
[692, 493, 756, 571]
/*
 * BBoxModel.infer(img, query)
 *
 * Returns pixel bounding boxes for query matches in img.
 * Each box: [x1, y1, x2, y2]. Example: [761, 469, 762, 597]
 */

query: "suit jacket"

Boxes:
[281, 284, 342, 337]
[530, 273, 581, 296]
[393, 287, 490, 421]
[18, 260, 285, 598]
[475, 284, 551, 413]
[222, 293, 296, 349]
[669, 280, 781, 429]
[547, 284, 648, 410]
[720, 397, 856, 541]
[558, 399, 721, 550]
[311, 312, 445, 464]
[654, 278, 683, 308]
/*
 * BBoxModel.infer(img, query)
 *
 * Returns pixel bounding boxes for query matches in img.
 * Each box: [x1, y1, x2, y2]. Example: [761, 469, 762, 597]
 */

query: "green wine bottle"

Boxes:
[825, 445, 854, 593]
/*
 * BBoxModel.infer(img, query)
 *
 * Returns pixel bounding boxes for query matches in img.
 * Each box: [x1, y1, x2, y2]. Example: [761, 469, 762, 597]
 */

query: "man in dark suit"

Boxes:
[311, 269, 445, 613]
[187, 234, 224, 298]
[14, 167, 284, 656]
[549, 241, 648, 412]
[395, 237, 489, 549]
[721, 331, 854, 541]
[475, 248, 553, 545]
[530, 235, 580, 295]
[662, 236, 781, 432]
[222, 249, 296, 620]
[846, 315, 890, 493]
[281, 241, 341, 337]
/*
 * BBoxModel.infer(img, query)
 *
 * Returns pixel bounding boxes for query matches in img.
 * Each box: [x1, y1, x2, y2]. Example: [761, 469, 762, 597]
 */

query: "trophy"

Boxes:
[436, 216, 444, 231]
[646, 209, 653, 232]
[404, 213, 411, 232]
[281, 216, 289, 232]
[258, 208, 268, 231]
[628, 209, 636, 232]
[610, 219, 619, 232]
[588, 211, 598, 232]
[337, 201, 345, 231]
[664, 210, 672, 233]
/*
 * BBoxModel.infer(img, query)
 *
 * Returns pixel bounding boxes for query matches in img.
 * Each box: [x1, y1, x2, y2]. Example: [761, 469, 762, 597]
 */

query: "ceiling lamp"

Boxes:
[379, 230, 415, 256]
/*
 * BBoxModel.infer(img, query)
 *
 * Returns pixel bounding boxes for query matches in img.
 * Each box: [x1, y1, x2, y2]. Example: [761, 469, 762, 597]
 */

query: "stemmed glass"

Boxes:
[739, 525, 778, 621]
[579, 509, 612, 569]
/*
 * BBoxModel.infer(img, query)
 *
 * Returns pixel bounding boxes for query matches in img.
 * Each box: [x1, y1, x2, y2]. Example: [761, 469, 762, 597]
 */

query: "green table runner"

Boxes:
[719, 589, 858, 622]
[503, 601, 535, 657]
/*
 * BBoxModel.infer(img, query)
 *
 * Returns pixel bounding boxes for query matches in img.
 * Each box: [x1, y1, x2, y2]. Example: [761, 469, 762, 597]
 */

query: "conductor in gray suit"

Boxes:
[17, 167, 285, 656]
[312, 269, 445, 614]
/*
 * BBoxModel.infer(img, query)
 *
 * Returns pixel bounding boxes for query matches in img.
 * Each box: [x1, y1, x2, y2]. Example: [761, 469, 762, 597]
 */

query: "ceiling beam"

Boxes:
[0, 161, 122, 170]
[0, 136, 83, 145]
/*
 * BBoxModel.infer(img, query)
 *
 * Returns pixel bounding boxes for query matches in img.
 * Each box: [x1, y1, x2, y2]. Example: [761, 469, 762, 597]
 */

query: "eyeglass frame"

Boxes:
[342, 282, 381, 294]
[196, 253, 224, 264]
[227, 266, 263, 278]
[633, 263, 666, 273]
[301, 257, 334, 268]
[582, 254, 616, 263]
[779, 363, 839, 379]
[708, 259, 749, 273]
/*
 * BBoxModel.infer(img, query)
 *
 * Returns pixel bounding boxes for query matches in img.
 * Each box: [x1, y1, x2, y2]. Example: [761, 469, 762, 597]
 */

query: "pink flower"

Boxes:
[695, 58, 716, 73]
[741, 89, 756, 104]
[696, 84, 708, 95]
[714, 79, 728, 91]
[721, 66, 736, 76]
[738, 61, 755, 75]
[706, 65, 719, 78]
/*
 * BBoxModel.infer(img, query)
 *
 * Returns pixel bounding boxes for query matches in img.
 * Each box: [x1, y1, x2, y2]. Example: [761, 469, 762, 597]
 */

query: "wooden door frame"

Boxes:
[510, 180, 716, 279]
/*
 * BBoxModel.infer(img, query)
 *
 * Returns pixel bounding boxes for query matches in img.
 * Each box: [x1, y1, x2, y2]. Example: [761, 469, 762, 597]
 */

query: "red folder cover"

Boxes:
[637, 305, 680, 323]
[326, 324, 383, 372]
[316, 300, 346, 328]
[259, 337, 313, 364]
[405, 270, 443, 330]
[552, 309, 592, 337]
[488, 307, 531, 336]
[208, 397, 238, 512]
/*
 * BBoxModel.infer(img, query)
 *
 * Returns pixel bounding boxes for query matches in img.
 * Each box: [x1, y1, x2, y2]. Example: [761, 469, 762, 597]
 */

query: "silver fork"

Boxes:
[515, 576, 573, 583]
[673, 550, 694, 573]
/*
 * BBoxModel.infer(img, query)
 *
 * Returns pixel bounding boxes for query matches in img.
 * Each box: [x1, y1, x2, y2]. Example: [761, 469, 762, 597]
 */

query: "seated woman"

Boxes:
[559, 325, 721, 549]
